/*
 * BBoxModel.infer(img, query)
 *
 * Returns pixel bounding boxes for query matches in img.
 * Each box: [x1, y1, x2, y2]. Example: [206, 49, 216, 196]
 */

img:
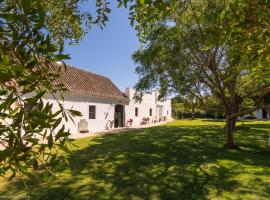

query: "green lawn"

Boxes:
[1, 120, 270, 200]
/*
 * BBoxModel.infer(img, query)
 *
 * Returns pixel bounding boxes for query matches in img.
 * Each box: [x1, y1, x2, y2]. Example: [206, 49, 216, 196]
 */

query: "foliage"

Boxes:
[132, 0, 270, 147]
[172, 95, 226, 119]
[1, 120, 270, 199]
[1, 0, 174, 46]
[0, 1, 83, 179]
[221, 0, 270, 67]
[2, 0, 176, 46]
[172, 95, 205, 119]
[0, 0, 179, 180]
[0, 0, 110, 46]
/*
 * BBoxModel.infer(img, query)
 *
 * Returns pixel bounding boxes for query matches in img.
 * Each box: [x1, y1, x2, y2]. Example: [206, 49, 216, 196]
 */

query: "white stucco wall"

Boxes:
[256, 110, 263, 119]
[124, 88, 172, 126]
[43, 88, 172, 135]
[45, 94, 126, 134]
[256, 109, 269, 119]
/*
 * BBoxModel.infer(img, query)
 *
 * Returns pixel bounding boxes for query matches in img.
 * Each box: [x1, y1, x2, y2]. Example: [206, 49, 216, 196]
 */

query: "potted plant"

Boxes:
[127, 118, 133, 126]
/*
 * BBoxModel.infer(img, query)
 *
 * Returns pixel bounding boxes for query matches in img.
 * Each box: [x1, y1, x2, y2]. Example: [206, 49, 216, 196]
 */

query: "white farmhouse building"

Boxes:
[255, 109, 269, 119]
[125, 87, 171, 126]
[45, 65, 172, 135]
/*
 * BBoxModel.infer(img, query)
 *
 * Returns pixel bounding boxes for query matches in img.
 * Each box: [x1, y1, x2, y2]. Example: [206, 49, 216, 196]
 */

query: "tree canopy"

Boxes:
[0, 0, 84, 180]
[133, 0, 270, 148]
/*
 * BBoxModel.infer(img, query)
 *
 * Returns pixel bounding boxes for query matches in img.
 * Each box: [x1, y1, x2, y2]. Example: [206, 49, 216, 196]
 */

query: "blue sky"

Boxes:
[64, 3, 140, 91]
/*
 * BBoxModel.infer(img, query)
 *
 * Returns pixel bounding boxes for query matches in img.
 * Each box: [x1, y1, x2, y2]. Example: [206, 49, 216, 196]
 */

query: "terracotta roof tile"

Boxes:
[57, 64, 129, 103]
[7, 53, 128, 103]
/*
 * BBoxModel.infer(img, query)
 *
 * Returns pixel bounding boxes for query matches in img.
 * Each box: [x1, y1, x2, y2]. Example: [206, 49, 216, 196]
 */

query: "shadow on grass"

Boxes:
[201, 119, 225, 122]
[2, 122, 270, 200]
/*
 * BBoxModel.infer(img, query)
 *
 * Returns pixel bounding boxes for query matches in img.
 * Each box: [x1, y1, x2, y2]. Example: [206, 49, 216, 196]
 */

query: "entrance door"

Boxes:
[262, 109, 268, 119]
[115, 105, 124, 128]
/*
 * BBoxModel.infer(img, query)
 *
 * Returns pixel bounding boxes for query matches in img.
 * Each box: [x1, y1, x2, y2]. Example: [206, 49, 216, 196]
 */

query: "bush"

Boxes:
[242, 115, 257, 120]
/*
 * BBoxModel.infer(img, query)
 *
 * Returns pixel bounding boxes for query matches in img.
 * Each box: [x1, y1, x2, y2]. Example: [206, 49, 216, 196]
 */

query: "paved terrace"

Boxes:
[71, 120, 173, 139]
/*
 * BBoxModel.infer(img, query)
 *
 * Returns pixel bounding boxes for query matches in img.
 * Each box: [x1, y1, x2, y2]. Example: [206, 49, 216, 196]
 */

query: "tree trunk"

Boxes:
[232, 117, 236, 131]
[225, 115, 238, 148]
[191, 106, 195, 119]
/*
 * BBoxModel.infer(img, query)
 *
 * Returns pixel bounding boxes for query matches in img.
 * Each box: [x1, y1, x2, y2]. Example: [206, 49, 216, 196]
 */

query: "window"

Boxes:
[89, 105, 96, 119]
[149, 108, 152, 116]
[135, 107, 138, 117]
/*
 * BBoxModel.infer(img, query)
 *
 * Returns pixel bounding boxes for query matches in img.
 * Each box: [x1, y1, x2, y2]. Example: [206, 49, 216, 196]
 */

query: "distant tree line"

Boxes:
[172, 96, 225, 119]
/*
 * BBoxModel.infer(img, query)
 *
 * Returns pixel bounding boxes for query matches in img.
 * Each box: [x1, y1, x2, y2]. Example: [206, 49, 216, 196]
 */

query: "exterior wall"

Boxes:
[45, 94, 126, 134]
[256, 109, 269, 119]
[124, 88, 172, 126]
[256, 110, 263, 119]
[44, 88, 172, 135]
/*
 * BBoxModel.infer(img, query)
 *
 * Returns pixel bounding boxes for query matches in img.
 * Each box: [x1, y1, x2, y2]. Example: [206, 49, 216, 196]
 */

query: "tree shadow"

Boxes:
[2, 123, 270, 199]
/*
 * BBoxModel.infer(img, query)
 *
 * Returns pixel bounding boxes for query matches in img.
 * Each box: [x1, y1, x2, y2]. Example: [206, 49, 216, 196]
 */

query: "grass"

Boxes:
[1, 119, 270, 200]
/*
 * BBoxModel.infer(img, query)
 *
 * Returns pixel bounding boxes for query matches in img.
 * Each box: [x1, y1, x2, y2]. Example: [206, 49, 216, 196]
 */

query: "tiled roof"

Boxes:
[7, 51, 128, 103]
[56, 64, 129, 103]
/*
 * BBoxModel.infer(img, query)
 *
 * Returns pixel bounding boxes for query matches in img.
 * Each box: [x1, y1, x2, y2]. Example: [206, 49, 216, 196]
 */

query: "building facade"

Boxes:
[45, 64, 172, 135]
[255, 109, 269, 119]
[124, 88, 171, 126]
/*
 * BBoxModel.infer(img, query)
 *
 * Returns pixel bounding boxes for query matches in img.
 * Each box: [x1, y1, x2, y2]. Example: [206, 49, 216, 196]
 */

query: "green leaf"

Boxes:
[55, 131, 70, 141]
[52, 110, 62, 118]
[2, 55, 9, 65]
[68, 109, 82, 117]
[53, 118, 62, 132]
[54, 54, 70, 61]
[0, 72, 12, 83]
[0, 90, 7, 96]
[59, 145, 72, 155]
[35, 90, 46, 99]
[10, 64, 25, 72]
[25, 60, 37, 69]
[32, 158, 39, 170]
[47, 133, 53, 149]
[138, 0, 145, 5]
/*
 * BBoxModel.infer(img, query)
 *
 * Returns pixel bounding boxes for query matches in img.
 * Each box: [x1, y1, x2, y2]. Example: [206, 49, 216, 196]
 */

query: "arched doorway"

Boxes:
[115, 104, 124, 128]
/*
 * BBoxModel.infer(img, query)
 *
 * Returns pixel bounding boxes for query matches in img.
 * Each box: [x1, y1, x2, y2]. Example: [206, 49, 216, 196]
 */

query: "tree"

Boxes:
[132, 0, 270, 148]
[0, 0, 86, 180]
[171, 99, 185, 119]
[0, 0, 178, 179]
[172, 95, 203, 119]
